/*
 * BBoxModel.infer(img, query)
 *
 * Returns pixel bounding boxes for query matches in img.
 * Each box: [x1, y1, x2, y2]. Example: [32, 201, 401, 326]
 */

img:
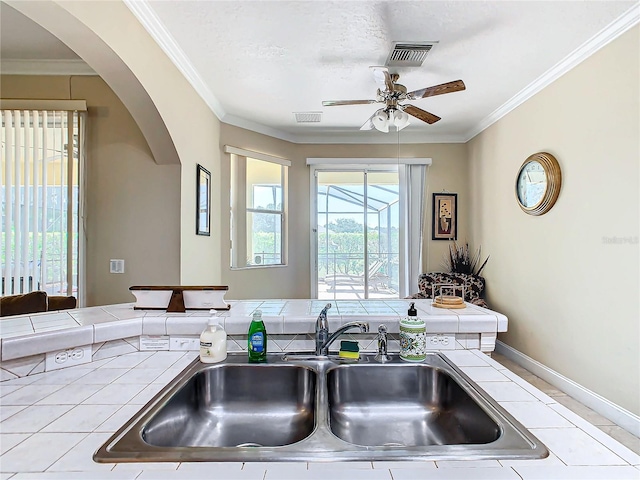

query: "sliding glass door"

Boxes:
[314, 169, 399, 300]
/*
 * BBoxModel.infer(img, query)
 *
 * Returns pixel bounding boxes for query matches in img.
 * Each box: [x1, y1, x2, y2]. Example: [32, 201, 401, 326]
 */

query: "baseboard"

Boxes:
[495, 340, 640, 436]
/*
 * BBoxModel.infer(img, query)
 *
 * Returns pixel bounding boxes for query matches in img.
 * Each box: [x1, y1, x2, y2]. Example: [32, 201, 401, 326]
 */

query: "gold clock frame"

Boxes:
[515, 152, 562, 216]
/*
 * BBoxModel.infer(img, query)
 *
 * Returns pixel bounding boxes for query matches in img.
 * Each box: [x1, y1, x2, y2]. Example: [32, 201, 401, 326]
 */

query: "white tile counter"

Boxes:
[0, 300, 506, 366]
[1, 349, 639, 480]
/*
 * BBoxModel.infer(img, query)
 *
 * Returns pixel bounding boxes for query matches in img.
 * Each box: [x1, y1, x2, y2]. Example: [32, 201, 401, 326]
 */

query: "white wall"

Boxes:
[468, 26, 639, 415]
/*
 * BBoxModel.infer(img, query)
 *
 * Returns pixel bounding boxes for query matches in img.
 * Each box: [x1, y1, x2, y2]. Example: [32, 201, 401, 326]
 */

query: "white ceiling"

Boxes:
[2, 1, 638, 143]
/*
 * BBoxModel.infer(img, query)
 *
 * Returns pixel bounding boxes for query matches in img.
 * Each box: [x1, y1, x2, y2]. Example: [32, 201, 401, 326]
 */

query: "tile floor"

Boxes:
[491, 353, 640, 455]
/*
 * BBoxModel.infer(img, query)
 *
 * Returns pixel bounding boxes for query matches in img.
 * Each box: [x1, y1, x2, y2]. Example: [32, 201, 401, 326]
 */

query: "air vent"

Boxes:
[385, 42, 438, 67]
[294, 112, 322, 123]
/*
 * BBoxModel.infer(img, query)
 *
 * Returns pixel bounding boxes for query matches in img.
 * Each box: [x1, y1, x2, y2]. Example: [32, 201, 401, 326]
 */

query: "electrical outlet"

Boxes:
[45, 345, 92, 371]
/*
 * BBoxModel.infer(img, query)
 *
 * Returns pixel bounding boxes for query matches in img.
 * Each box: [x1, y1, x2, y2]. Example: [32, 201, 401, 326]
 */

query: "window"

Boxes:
[1, 103, 86, 301]
[228, 146, 289, 268]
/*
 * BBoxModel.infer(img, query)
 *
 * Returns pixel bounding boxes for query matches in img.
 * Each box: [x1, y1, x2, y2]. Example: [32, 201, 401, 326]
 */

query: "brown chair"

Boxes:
[48, 295, 77, 311]
[0, 291, 77, 317]
[0, 291, 48, 317]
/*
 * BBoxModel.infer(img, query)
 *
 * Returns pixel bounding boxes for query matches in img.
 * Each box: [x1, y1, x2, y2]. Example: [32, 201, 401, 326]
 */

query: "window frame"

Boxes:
[227, 146, 290, 270]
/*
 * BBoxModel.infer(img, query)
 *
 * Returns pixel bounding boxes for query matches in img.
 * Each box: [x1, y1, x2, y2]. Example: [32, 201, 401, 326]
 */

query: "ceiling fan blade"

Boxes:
[322, 99, 377, 106]
[403, 105, 441, 124]
[407, 80, 466, 100]
[370, 66, 394, 92]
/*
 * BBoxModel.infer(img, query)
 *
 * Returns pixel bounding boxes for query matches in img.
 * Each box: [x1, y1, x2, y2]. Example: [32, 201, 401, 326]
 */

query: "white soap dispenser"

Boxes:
[199, 313, 227, 363]
[399, 302, 426, 362]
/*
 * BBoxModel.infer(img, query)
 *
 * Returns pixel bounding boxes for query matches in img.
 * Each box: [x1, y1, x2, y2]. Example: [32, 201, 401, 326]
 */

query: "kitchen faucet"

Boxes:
[315, 303, 369, 355]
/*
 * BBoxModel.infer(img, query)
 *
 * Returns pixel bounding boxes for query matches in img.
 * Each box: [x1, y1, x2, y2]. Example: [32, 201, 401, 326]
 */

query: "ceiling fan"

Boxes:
[322, 66, 466, 132]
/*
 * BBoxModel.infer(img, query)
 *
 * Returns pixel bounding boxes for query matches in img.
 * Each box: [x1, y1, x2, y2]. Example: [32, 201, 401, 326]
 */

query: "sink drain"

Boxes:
[236, 443, 264, 448]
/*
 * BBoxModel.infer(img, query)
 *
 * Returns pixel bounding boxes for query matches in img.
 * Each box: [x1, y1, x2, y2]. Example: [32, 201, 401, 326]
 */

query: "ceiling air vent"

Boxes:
[385, 42, 438, 67]
[294, 112, 322, 123]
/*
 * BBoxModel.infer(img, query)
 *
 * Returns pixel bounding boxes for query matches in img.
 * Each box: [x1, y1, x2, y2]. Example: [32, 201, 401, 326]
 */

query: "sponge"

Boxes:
[339, 340, 359, 360]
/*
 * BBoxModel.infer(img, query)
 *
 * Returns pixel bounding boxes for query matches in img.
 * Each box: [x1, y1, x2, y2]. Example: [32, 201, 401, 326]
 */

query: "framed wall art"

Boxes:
[196, 164, 211, 236]
[432, 192, 457, 240]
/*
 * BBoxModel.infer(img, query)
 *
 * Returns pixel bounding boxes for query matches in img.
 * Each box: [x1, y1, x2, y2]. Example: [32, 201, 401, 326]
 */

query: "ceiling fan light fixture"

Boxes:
[392, 109, 410, 130]
[372, 109, 389, 133]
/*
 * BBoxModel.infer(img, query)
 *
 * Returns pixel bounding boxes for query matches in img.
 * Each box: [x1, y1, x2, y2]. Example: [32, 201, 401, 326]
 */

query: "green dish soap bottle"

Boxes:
[248, 309, 267, 363]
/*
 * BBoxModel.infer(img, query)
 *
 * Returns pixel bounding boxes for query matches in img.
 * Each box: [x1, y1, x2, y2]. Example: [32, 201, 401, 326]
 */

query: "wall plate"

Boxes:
[45, 345, 92, 371]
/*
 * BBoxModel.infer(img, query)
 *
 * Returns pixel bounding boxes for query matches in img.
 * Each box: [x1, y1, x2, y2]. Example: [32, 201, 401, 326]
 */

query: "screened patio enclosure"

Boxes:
[316, 170, 399, 300]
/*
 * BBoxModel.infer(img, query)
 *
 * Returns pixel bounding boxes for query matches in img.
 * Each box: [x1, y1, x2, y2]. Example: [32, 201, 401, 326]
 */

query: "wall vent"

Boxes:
[385, 42, 438, 67]
[294, 112, 322, 123]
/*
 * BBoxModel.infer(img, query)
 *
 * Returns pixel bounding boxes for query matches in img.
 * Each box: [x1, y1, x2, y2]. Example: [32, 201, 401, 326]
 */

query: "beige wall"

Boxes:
[220, 124, 469, 299]
[1, 75, 181, 306]
[468, 26, 639, 415]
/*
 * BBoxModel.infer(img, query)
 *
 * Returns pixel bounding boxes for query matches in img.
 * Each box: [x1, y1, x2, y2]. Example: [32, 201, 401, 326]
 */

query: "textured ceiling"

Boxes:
[142, 0, 636, 142]
[1, 1, 636, 143]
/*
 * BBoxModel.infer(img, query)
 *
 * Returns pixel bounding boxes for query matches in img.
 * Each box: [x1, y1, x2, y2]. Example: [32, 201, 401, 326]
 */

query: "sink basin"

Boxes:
[328, 364, 500, 447]
[143, 364, 316, 447]
[94, 353, 548, 463]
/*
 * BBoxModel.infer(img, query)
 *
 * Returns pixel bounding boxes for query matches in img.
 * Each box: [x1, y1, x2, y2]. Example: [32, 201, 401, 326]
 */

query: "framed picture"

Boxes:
[432, 193, 457, 240]
[196, 164, 211, 236]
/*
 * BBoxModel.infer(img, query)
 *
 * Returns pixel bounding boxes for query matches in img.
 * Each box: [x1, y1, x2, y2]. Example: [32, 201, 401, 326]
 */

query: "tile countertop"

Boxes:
[0, 299, 507, 362]
[0, 349, 638, 480]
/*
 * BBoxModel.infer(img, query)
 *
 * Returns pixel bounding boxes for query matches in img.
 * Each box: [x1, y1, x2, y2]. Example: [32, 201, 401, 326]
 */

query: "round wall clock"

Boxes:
[515, 152, 562, 216]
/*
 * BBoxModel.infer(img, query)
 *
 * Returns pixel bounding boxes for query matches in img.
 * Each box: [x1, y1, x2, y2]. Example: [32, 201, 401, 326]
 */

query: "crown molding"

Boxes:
[0, 59, 95, 75]
[123, 0, 226, 120]
[464, 3, 640, 142]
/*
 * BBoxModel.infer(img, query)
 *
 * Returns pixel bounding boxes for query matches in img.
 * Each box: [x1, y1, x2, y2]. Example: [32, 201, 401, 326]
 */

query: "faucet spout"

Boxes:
[315, 303, 332, 356]
[316, 321, 369, 356]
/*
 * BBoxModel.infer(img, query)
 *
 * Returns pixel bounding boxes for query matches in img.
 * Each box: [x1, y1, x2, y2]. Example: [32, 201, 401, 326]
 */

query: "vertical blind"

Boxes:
[1, 107, 84, 298]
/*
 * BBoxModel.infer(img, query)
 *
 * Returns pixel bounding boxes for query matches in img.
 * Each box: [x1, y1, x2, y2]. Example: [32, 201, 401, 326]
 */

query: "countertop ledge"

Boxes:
[0, 300, 507, 362]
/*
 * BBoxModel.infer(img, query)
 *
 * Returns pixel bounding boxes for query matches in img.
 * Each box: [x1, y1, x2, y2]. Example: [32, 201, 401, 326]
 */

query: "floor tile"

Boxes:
[530, 427, 627, 466]
[42, 404, 122, 432]
[0, 405, 74, 433]
[0, 432, 86, 472]
[553, 395, 615, 426]
[525, 377, 567, 397]
[598, 425, 640, 456]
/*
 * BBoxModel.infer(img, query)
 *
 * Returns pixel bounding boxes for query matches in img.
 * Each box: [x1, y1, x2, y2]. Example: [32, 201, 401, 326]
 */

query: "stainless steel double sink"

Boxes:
[94, 352, 548, 462]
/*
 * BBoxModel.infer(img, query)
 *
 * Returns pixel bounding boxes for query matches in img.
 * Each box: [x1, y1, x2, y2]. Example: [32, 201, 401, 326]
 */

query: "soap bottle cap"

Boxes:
[408, 302, 417, 317]
[253, 309, 263, 320]
[207, 312, 221, 328]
